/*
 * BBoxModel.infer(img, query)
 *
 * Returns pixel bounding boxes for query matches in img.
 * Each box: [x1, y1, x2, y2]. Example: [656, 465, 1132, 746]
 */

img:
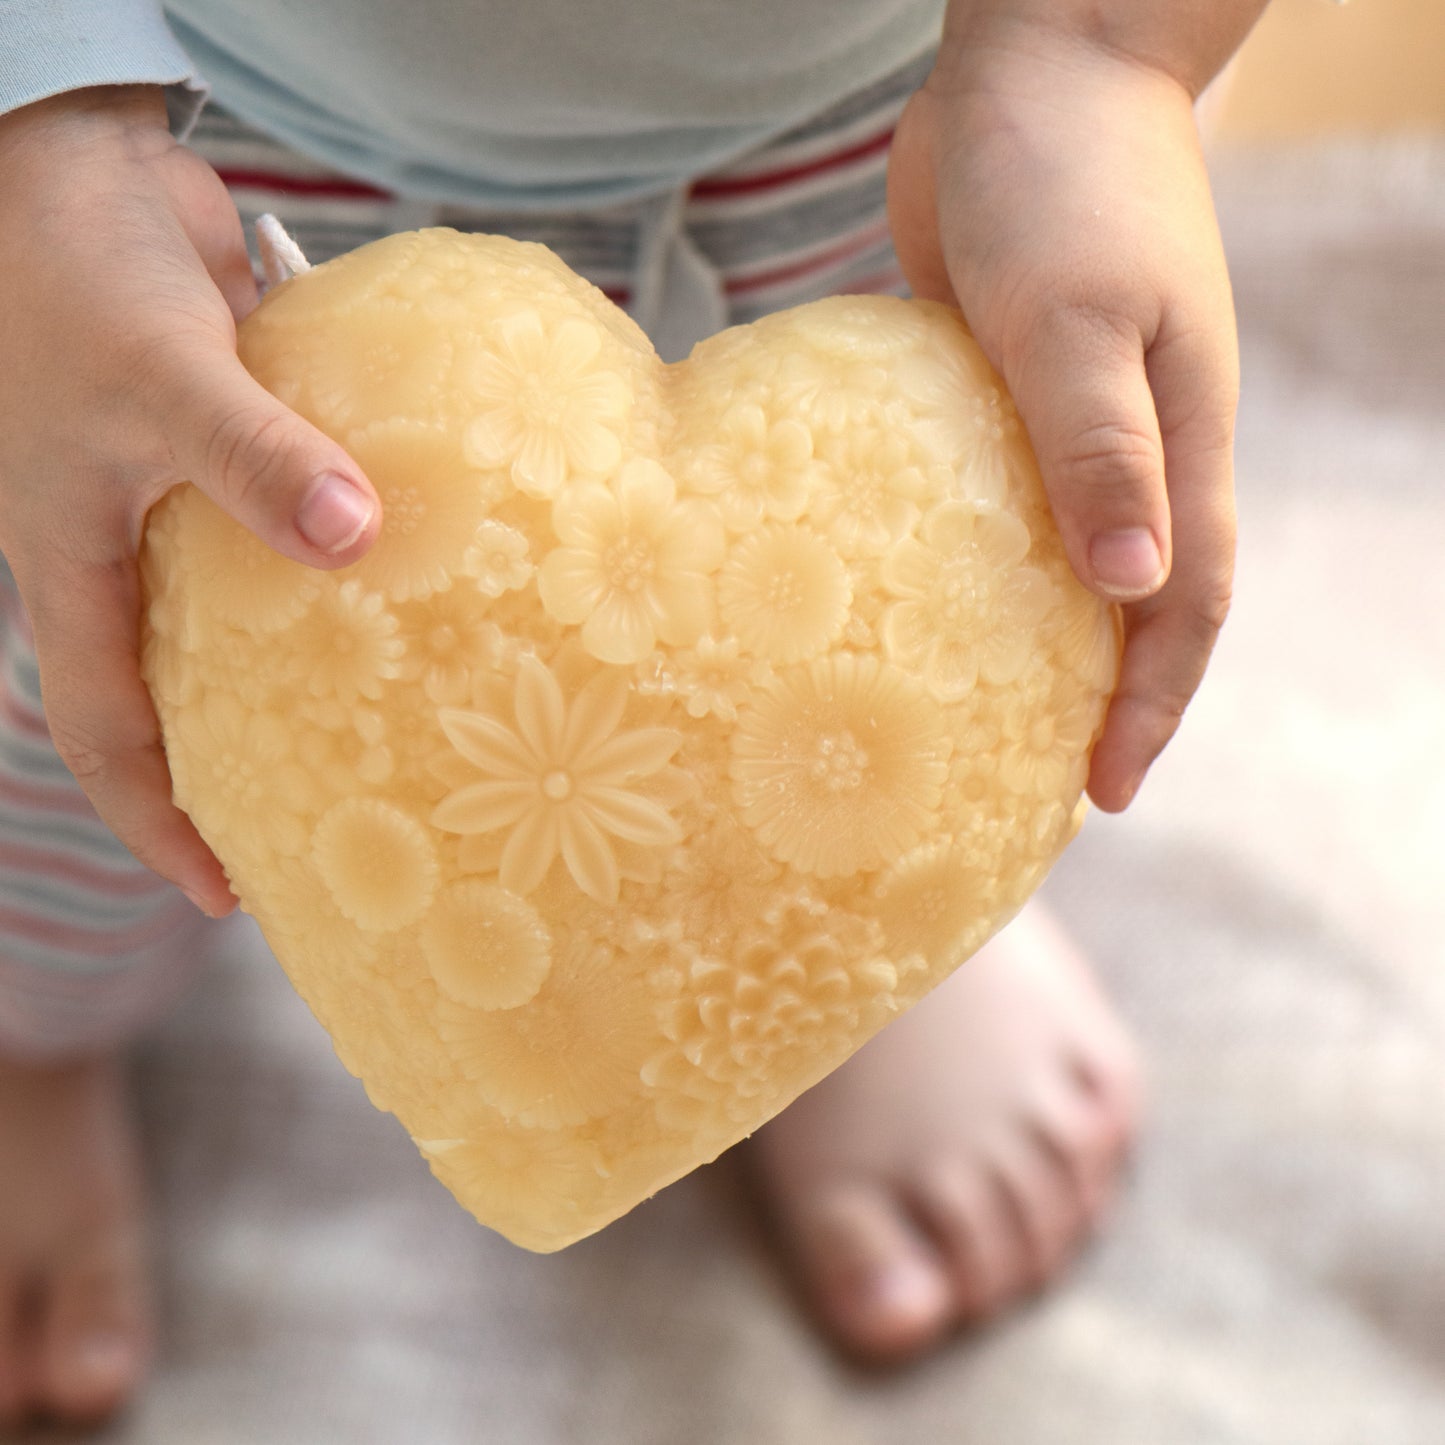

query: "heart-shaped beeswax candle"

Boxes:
[140, 229, 1119, 1250]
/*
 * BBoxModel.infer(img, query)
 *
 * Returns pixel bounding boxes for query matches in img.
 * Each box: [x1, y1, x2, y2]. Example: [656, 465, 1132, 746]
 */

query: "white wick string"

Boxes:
[255, 213, 312, 291]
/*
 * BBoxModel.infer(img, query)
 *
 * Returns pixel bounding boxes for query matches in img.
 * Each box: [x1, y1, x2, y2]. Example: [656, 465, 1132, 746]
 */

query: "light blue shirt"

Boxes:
[1, 0, 943, 206]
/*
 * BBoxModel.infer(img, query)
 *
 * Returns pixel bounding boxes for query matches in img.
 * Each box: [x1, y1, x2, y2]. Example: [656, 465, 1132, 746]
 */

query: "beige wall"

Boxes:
[1218, 0, 1445, 137]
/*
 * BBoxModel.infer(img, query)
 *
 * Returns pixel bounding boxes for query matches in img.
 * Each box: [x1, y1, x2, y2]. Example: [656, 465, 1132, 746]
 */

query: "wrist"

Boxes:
[0, 84, 170, 161]
[938, 0, 1270, 99]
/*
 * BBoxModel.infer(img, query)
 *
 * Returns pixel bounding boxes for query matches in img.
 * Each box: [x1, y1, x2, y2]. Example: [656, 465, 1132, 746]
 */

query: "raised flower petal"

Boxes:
[498, 804, 562, 896]
[512, 653, 567, 760]
[430, 779, 535, 834]
[559, 809, 621, 903]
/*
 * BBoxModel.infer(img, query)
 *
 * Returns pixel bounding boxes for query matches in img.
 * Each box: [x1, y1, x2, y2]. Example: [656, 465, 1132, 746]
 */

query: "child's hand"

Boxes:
[0, 86, 381, 915]
[888, 19, 1241, 810]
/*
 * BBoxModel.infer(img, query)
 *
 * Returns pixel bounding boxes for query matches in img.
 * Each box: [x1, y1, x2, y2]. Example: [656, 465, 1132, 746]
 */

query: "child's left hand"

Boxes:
[888, 19, 1240, 811]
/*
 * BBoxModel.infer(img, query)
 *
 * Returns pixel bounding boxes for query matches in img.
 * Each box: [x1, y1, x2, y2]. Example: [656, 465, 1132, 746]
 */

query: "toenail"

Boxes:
[855, 1260, 944, 1321]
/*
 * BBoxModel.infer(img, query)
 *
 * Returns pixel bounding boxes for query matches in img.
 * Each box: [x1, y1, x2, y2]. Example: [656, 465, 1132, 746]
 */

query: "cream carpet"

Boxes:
[33, 138, 1445, 1444]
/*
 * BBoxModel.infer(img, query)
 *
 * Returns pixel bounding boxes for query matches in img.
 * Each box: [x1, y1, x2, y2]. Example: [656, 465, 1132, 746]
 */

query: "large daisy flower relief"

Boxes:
[430, 654, 686, 903]
[880, 501, 1059, 701]
[461, 309, 630, 499]
[537, 459, 725, 665]
[729, 653, 951, 878]
[813, 427, 928, 557]
[281, 579, 404, 706]
[678, 402, 816, 530]
[341, 417, 501, 602]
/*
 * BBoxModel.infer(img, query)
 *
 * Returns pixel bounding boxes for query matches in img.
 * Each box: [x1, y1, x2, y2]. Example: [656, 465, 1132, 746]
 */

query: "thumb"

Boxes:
[160, 339, 381, 567]
[1007, 306, 1171, 603]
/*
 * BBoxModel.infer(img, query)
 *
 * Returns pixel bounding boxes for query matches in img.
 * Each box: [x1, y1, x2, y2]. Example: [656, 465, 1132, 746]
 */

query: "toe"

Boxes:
[782, 1180, 954, 1363]
[37, 1231, 151, 1425]
[906, 1158, 1028, 1324]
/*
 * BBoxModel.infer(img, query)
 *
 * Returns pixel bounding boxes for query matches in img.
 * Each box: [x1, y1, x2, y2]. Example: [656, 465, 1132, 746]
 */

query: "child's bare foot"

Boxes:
[0, 1053, 152, 1430]
[748, 903, 1141, 1364]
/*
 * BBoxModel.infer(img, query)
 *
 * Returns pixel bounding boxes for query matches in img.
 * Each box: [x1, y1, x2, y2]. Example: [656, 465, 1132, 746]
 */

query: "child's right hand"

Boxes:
[0, 84, 381, 916]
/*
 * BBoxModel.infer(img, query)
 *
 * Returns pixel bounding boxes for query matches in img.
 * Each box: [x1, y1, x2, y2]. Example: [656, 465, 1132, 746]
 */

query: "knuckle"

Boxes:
[1056, 420, 1163, 502]
[203, 403, 292, 513]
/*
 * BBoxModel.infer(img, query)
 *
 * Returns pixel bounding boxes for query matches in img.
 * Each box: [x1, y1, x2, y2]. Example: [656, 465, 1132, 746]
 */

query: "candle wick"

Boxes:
[256, 213, 313, 292]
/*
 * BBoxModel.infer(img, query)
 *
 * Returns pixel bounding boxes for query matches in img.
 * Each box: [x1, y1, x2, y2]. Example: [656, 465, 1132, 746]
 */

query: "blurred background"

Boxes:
[64, 2, 1445, 1441]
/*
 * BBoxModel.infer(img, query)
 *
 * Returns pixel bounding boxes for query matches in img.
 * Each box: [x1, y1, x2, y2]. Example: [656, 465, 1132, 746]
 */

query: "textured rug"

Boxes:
[33, 137, 1445, 1445]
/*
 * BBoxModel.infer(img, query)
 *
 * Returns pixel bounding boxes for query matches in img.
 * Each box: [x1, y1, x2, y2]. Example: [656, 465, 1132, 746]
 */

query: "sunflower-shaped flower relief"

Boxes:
[341, 417, 500, 602]
[717, 524, 851, 665]
[420, 880, 553, 1010]
[812, 426, 928, 557]
[430, 654, 685, 902]
[171, 692, 314, 859]
[311, 797, 439, 932]
[729, 653, 951, 878]
[168, 488, 320, 634]
[436, 932, 656, 1129]
[461, 309, 630, 499]
[537, 459, 724, 665]
[465, 519, 534, 598]
[281, 579, 404, 706]
[870, 838, 995, 964]
[880, 501, 1059, 701]
[647, 894, 899, 1121]
[394, 581, 504, 706]
[678, 402, 816, 530]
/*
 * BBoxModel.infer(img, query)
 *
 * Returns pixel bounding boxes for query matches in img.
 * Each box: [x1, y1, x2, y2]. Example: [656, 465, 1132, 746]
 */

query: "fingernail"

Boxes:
[295, 473, 374, 554]
[1089, 527, 1165, 599]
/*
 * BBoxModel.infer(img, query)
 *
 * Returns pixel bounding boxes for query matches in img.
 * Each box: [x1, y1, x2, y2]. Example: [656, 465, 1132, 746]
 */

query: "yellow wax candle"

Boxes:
[139, 228, 1119, 1251]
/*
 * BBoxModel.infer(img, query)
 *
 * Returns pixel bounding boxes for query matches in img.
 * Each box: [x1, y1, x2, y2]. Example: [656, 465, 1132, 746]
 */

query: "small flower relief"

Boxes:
[420, 880, 553, 1010]
[394, 582, 504, 706]
[170, 488, 320, 634]
[430, 654, 686, 903]
[891, 344, 1018, 501]
[538, 458, 725, 665]
[880, 501, 1059, 701]
[648, 894, 899, 1120]
[789, 294, 931, 363]
[670, 634, 771, 723]
[716, 525, 852, 665]
[869, 838, 995, 962]
[461, 308, 630, 498]
[729, 653, 952, 878]
[465, 519, 534, 598]
[436, 933, 657, 1129]
[418, 1123, 592, 1240]
[341, 417, 501, 602]
[282, 579, 404, 707]
[995, 682, 1099, 801]
[677, 402, 816, 530]
[172, 692, 313, 849]
[311, 797, 439, 933]
[812, 426, 928, 557]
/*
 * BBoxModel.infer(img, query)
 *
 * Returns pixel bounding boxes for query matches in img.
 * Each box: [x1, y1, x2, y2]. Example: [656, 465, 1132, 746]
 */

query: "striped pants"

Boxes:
[0, 47, 932, 1061]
